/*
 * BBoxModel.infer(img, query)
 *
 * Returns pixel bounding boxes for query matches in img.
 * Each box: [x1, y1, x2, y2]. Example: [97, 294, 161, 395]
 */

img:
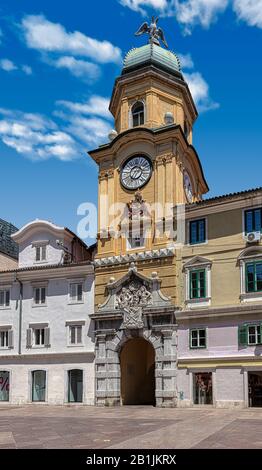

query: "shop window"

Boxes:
[193, 372, 213, 405]
[0, 371, 10, 402]
[32, 370, 46, 402]
[68, 369, 83, 403]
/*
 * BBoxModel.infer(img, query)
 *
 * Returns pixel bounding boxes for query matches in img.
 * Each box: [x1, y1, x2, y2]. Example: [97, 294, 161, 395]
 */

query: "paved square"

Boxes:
[0, 405, 261, 449]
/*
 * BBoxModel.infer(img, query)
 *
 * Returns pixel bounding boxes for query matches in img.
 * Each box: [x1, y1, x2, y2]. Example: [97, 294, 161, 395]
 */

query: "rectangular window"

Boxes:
[34, 287, 46, 305]
[0, 331, 9, 348]
[190, 270, 206, 299]
[32, 370, 46, 402]
[189, 219, 206, 245]
[69, 326, 82, 345]
[127, 235, 144, 250]
[0, 290, 10, 308]
[35, 245, 47, 262]
[190, 329, 206, 349]
[0, 371, 10, 402]
[34, 328, 45, 346]
[245, 208, 262, 233]
[70, 283, 83, 303]
[248, 325, 261, 345]
[246, 262, 262, 293]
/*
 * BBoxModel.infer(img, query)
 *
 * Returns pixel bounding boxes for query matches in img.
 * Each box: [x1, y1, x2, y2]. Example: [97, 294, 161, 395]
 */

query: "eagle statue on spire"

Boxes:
[135, 16, 168, 49]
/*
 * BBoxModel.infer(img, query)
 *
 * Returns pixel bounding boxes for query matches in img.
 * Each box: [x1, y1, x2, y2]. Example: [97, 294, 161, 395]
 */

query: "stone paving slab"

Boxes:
[0, 406, 261, 449]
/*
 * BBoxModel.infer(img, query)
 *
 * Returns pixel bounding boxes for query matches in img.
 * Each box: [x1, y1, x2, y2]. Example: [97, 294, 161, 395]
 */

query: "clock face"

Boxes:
[121, 155, 152, 190]
[184, 171, 193, 203]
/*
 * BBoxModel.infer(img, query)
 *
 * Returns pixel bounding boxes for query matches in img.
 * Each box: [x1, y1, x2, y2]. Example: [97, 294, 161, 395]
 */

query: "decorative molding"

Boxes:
[94, 247, 175, 267]
[99, 168, 114, 181]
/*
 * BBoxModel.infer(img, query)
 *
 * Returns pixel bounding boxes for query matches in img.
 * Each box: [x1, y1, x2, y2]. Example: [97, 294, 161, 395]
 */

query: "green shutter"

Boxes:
[238, 325, 248, 346]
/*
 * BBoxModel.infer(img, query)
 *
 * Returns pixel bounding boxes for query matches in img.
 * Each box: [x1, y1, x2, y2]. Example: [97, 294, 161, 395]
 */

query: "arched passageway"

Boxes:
[120, 337, 155, 405]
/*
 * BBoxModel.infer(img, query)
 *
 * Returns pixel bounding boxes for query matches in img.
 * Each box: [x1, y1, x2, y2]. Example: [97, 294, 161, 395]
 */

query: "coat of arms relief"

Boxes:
[116, 280, 153, 329]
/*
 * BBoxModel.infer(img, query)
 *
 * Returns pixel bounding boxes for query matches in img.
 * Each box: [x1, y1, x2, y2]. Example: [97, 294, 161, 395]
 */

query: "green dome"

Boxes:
[123, 44, 181, 76]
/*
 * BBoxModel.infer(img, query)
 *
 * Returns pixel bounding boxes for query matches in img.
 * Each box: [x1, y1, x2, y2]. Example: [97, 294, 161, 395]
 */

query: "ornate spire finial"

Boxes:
[135, 17, 168, 49]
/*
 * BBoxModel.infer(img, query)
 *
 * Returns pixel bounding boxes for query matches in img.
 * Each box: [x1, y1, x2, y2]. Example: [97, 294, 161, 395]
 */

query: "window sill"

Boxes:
[188, 241, 208, 247]
[240, 293, 262, 303]
[32, 304, 47, 308]
[68, 301, 84, 306]
[67, 344, 84, 348]
[185, 298, 211, 309]
[190, 347, 207, 350]
[0, 307, 11, 311]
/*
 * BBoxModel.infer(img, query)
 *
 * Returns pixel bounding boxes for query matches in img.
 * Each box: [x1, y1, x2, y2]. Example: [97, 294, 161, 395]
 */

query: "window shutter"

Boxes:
[26, 328, 32, 348]
[77, 284, 83, 302]
[0, 291, 4, 307]
[238, 325, 247, 346]
[35, 288, 40, 304]
[36, 246, 41, 261]
[44, 328, 50, 347]
[8, 330, 14, 349]
[42, 245, 47, 261]
[77, 326, 82, 344]
[41, 287, 46, 304]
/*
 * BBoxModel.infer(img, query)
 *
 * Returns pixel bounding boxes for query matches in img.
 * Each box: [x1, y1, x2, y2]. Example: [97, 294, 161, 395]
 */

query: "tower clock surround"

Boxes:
[120, 154, 153, 191]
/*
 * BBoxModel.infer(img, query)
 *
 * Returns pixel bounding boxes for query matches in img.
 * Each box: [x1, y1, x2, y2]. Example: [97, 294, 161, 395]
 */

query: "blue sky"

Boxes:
[0, 0, 262, 243]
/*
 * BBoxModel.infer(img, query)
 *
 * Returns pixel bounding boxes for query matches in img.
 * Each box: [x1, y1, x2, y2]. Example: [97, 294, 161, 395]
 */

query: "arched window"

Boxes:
[132, 101, 145, 127]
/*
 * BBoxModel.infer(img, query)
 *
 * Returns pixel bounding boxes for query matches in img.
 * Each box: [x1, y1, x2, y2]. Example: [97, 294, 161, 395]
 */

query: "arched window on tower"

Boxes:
[184, 121, 189, 140]
[132, 101, 145, 127]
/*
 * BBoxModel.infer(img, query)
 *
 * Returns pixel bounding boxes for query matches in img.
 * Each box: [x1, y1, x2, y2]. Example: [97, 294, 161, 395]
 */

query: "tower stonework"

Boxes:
[89, 31, 209, 407]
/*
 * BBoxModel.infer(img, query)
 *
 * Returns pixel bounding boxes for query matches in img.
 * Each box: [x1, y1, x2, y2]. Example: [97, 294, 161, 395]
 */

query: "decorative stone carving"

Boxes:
[116, 280, 152, 329]
[99, 168, 114, 181]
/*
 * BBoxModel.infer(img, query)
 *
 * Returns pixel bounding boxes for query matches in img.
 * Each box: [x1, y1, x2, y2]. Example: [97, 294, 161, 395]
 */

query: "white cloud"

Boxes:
[120, 0, 168, 14]
[178, 52, 194, 69]
[51, 56, 100, 81]
[21, 14, 122, 64]
[66, 116, 113, 146]
[184, 71, 219, 112]
[0, 59, 18, 72]
[174, 0, 228, 34]
[0, 108, 79, 161]
[57, 96, 111, 119]
[21, 64, 33, 75]
[233, 0, 262, 28]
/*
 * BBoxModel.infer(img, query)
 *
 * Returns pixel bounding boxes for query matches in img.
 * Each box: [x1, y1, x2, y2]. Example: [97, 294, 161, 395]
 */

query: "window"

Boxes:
[34, 287, 46, 305]
[246, 262, 262, 293]
[32, 370, 46, 402]
[35, 245, 47, 262]
[34, 328, 45, 346]
[193, 373, 213, 405]
[0, 371, 10, 402]
[70, 283, 83, 303]
[69, 325, 82, 345]
[245, 208, 262, 233]
[68, 369, 83, 403]
[0, 330, 13, 349]
[127, 234, 144, 250]
[189, 219, 206, 245]
[190, 329, 206, 349]
[190, 270, 206, 299]
[132, 102, 144, 127]
[239, 324, 262, 346]
[0, 289, 10, 308]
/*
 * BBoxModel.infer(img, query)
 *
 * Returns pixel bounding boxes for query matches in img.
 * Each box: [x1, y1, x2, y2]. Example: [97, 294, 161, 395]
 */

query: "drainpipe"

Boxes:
[14, 273, 23, 355]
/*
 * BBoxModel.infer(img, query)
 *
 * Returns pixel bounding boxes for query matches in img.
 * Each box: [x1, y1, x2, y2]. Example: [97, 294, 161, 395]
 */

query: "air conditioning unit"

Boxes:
[246, 231, 261, 243]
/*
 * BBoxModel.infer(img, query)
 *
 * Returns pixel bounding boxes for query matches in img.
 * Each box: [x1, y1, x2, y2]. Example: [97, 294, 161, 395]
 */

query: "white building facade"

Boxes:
[0, 220, 95, 405]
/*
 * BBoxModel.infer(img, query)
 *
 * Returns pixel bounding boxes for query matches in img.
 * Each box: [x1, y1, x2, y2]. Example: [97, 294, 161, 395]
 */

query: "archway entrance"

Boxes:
[120, 337, 155, 406]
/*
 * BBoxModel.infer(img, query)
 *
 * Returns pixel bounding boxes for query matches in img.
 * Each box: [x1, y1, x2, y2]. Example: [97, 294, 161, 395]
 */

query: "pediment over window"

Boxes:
[238, 246, 262, 261]
[183, 256, 212, 271]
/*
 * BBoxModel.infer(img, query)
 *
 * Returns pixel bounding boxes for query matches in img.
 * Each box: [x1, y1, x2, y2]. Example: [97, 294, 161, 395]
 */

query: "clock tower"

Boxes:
[89, 22, 209, 407]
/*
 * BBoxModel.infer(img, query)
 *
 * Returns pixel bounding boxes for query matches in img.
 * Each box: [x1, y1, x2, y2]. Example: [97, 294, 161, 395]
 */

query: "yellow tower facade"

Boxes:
[89, 30, 209, 407]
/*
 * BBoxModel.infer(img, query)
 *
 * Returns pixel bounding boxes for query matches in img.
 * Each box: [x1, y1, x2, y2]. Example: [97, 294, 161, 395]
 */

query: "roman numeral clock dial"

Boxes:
[120, 155, 152, 190]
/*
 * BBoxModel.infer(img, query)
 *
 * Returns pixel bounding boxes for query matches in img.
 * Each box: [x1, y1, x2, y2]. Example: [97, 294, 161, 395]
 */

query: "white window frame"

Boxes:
[190, 328, 207, 349]
[184, 259, 212, 309]
[69, 282, 84, 304]
[129, 100, 146, 129]
[33, 286, 47, 307]
[248, 325, 261, 346]
[33, 328, 45, 347]
[66, 321, 85, 347]
[32, 241, 49, 264]
[127, 234, 145, 251]
[239, 251, 262, 303]
[0, 288, 11, 309]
